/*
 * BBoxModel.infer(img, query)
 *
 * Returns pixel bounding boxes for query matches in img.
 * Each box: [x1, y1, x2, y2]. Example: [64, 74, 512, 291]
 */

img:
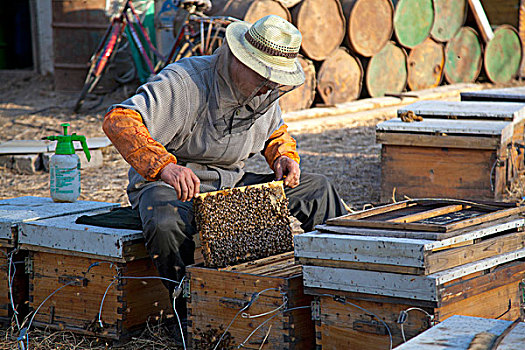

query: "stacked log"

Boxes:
[444, 27, 483, 83]
[431, 0, 467, 42]
[406, 38, 444, 91]
[392, 0, 434, 49]
[279, 55, 316, 112]
[290, 0, 346, 61]
[394, 0, 463, 91]
[337, 0, 394, 101]
[483, 25, 522, 83]
[364, 41, 407, 97]
[203, 0, 523, 111]
[339, 0, 394, 57]
[316, 47, 362, 105]
[205, 0, 291, 22]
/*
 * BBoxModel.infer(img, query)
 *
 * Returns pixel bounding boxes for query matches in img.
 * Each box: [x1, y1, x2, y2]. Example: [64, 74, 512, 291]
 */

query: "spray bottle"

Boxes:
[46, 123, 91, 202]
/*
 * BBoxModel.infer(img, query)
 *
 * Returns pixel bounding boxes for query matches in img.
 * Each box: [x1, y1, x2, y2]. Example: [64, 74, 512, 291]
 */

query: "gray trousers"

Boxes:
[137, 172, 347, 295]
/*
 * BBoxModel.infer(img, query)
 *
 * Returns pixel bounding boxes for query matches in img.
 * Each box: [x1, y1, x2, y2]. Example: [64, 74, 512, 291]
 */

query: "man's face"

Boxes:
[229, 55, 281, 98]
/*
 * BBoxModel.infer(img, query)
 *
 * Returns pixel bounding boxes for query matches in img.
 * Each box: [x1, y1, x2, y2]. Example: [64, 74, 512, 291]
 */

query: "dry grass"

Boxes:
[0, 317, 183, 350]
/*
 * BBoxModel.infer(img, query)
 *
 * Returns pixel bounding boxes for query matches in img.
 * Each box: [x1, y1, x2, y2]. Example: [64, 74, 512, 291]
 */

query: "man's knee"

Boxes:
[296, 172, 334, 199]
[302, 172, 331, 188]
[141, 205, 187, 249]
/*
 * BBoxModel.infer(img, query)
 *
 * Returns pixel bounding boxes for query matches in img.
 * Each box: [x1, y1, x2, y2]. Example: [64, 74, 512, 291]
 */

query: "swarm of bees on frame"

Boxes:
[194, 182, 293, 268]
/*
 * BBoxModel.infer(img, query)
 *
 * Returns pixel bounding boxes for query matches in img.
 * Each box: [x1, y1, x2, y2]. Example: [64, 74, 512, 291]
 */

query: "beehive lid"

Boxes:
[376, 117, 513, 142]
[396, 315, 525, 349]
[0, 196, 118, 242]
[18, 211, 143, 259]
[397, 100, 525, 122]
[461, 86, 525, 102]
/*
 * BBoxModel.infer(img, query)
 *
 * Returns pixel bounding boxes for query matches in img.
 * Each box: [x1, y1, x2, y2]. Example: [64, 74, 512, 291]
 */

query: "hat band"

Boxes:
[244, 31, 299, 59]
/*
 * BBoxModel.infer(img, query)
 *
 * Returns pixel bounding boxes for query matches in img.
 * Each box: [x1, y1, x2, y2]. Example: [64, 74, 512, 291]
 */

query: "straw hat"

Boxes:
[226, 15, 305, 87]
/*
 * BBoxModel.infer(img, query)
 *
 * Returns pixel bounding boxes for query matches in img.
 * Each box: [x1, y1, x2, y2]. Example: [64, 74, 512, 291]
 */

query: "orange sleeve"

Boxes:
[102, 107, 177, 181]
[263, 124, 300, 170]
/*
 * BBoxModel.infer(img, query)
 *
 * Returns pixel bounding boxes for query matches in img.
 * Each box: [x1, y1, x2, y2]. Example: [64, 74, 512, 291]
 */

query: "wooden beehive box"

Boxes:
[194, 181, 293, 268]
[186, 252, 315, 350]
[0, 196, 117, 325]
[377, 101, 525, 202]
[18, 210, 173, 340]
[396, 315, 525, 349]
[295, 199, 525, 349]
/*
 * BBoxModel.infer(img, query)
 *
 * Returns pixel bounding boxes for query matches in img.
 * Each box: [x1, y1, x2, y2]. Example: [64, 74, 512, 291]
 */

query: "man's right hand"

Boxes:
[160, 163, 201, 201]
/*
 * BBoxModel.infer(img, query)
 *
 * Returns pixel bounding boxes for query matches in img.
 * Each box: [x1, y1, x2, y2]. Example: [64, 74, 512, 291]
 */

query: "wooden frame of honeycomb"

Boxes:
[194, 181, 293, 268]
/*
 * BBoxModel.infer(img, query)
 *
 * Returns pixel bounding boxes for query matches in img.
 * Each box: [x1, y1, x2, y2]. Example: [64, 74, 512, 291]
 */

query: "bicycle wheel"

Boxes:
[74, 19, 124, 113]
[165, 22, 226, 66]
[110, 35, 137, 85]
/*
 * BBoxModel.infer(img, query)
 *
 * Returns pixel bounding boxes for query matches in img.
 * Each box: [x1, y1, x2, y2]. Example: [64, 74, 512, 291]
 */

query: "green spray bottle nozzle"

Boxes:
[46, 123, 91, 162]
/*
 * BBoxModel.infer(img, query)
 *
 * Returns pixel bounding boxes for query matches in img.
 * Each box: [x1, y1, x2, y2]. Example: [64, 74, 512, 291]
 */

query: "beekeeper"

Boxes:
[103, 15, 347, 307]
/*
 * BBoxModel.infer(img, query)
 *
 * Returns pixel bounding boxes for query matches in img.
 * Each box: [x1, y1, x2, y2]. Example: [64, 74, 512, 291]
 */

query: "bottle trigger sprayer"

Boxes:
[46, 123, 91, 202]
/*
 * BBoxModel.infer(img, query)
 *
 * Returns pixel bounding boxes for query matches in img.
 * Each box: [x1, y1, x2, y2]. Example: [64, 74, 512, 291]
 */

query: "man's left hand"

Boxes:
[274, 156, 300, 188]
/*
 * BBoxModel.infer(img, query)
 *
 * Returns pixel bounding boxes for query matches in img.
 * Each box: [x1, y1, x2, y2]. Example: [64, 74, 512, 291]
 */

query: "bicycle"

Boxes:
[164, 0, 238, 62]
[74, 0, 238, 113]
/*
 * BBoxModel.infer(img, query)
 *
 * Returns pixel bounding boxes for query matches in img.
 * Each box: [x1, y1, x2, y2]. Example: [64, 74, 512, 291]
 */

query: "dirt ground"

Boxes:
[0, 69, 386, 210]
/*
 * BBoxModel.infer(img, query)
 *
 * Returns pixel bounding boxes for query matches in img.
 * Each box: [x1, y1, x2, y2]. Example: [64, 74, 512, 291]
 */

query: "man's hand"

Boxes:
[160, 163, 201, 201]
[273, 156, 300, 188]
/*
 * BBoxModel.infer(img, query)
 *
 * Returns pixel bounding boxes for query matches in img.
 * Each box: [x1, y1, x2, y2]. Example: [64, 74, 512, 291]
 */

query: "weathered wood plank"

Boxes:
[19, 212, 143, 259]
[397, 100, 525, 121]
[437, 283, 523, 322]
[395, 315, 525, 350]
[316, 217, 525, 243]
[388, 205, 466, 223]
[376, 132, 501, 149]
[444, 206, 525, 231]
[294, 231, 427, 268]
[0, 196, 118, 241]
[303, 265, 437, 301]
[376, 118, 514, 141]
[328, 201, 413, 221]
[438, 260, 525, 307]
[220, 251, 294, 272]
[468, 0, 495, 42]
[430, 248, 525, 285]
[297, 257, 424, 274]
[425, 231, 525, 274]
[461, 86, 525, 102]
[380, 145, 500, 202]
[326, 199, 521, 233]
[303, 249, 525, 301]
